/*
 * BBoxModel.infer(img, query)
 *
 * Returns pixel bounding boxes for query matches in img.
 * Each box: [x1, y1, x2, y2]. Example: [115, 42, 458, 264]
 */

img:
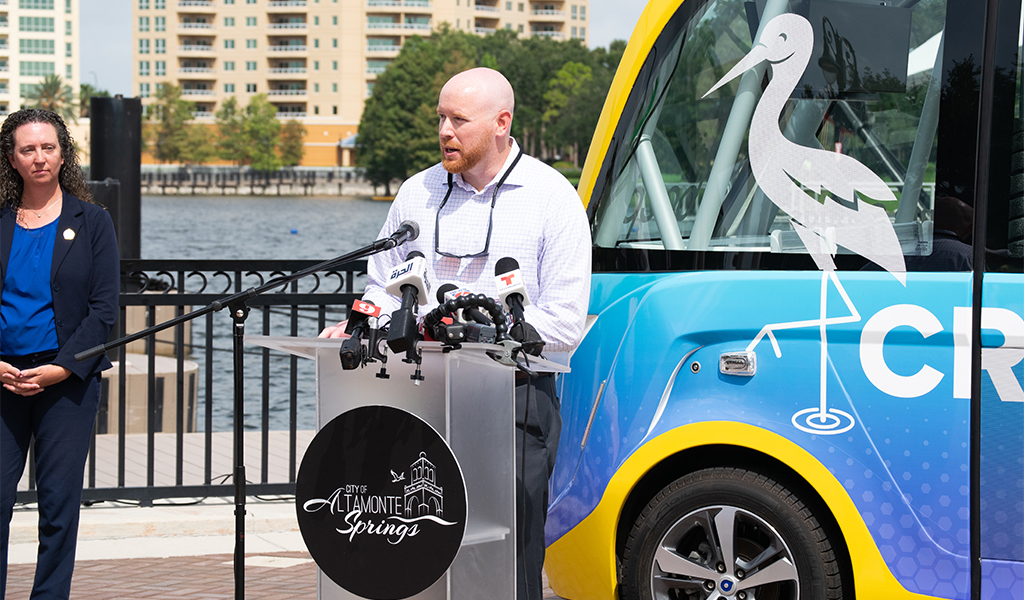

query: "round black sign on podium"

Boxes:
[296, 405, 467, 600]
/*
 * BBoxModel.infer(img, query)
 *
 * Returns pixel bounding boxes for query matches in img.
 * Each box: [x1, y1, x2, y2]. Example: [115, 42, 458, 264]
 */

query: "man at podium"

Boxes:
[320, 67, 591, 600]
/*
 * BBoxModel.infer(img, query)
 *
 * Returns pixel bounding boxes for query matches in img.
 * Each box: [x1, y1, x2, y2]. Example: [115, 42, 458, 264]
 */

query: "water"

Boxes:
[139, 195, 393, 432]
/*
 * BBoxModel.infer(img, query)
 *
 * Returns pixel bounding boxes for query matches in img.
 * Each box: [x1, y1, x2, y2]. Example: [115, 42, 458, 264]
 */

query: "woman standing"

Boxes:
[0, 109, 119, 599]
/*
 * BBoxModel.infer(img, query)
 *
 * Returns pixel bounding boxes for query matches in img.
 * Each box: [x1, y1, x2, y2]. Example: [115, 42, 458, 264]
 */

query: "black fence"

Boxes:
[15, 259, 367, 506]
[139, 168, 369, 196]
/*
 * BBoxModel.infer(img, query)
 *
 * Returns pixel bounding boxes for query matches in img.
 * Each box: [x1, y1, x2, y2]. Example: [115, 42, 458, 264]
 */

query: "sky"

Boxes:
[80, 0, 646, 97]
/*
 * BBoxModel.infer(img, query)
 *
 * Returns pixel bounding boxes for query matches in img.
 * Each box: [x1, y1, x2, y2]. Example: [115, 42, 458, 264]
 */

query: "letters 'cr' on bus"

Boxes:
[544, 0, 1024, 599]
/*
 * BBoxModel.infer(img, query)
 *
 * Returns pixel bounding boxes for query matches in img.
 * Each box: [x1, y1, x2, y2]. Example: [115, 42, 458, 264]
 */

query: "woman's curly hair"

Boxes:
[0, 109, 92, 207]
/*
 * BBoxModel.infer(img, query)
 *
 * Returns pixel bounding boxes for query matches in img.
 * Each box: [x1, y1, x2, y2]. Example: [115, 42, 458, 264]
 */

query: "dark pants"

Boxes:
[515, 373, 561, 600]
[1, 364, 100, 600]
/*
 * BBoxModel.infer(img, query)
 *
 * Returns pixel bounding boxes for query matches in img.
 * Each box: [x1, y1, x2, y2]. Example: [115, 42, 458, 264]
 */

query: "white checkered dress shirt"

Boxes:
[362, 140, 592, 353]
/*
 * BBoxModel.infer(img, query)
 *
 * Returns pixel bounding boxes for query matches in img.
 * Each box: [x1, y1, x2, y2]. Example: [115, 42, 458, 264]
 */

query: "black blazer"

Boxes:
[0, 191, 120, 380]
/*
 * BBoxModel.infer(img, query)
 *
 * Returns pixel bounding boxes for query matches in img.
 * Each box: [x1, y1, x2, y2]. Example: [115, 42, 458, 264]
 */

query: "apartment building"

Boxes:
[0, 0, 81, 117]
[132, 0, 589, 166]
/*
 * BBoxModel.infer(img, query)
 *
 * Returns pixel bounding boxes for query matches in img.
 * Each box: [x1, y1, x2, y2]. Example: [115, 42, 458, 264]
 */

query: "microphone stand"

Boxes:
[76, 233, 409, 600]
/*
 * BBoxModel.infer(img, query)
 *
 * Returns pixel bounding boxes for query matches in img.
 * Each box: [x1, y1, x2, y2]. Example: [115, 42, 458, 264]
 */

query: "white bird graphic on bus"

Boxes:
[703, 13, 907, 435]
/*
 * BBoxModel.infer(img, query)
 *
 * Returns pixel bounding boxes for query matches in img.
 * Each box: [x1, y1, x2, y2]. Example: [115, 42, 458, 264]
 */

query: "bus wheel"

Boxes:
[621, 467, 843, 600]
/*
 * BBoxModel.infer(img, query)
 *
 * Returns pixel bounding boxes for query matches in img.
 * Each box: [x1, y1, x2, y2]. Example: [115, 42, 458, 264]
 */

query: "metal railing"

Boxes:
[15, 259, 366, 506]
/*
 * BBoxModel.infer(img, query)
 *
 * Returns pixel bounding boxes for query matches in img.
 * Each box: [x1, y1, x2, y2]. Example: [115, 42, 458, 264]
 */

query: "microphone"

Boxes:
[494, 257, 530, 323]
[495, 257, 543, 356]
[386, 251, 430, 354]
[383, 220, 420, 250]
[339, 300, 382, 370]
[438, 283, 493, 325]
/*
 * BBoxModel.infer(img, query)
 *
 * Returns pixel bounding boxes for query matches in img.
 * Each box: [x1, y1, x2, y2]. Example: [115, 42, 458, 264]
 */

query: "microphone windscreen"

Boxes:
[495, 256, 519, 275]
[399, 220, 420, 242]
[436, 283, 458, 304]
[408, 250, 425, 260]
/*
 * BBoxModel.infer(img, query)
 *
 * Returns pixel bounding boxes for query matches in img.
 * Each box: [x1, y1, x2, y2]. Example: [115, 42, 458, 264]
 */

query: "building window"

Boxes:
[314, 39, 319, 48]
[314, 83, 319, 92]
[155, 0, 164, 7]
[246, 83, 256, 92]
[506, 23, 511, 30]
[518, 24, 523, 32]
[571, 5, 577, 19]
[571, 26, 577, 37]
[225, 0, 233, 3]
[224, 61, 235, 70]
[19, 61, 54, 77]
[19, 17, 54, 32]
[246, 39, 256, 48]
[224, 39, 235, 49]
[155, 16, 165, 31]
[155, 60, 165, 75]
[314, 106, 319, 115]
[246, 61, 256, 70]
[65, 42, 71, 57]
[137, 0, 148, 8]
[314, 60, 319, 70]
[332, 82, 337, 92]
[224, 17, 234, 26]
[332, 61, 337, 70]
[139, 39, 150, 54]
[332, 16, 337, 25]
[506, 1, 510, 8]
[65, 65, 71, 79]
[155, 39, 165, 53]
[140, 83, 151, 98]
[332, 106, 337, 115]
[246, 16, 256, 26]
[138, 60, 150, 76]
[19, 40, 54, 54]
[332, 38, 337, 48]
[579, 5, 585, 19]
[518, 2, 523, 10]
[65, 0, 70, 12]
[225, 83, 235, 92]
[314, 16, 319, 25]
[65, 21, 71, 35]
[246, 0, 255, 4]
[579, 26, 584, 37]
[139, 17, 150, 32]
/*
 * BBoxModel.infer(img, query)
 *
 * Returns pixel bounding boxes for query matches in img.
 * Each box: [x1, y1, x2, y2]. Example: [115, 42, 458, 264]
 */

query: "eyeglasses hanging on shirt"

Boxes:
[434, 146, 524, 259]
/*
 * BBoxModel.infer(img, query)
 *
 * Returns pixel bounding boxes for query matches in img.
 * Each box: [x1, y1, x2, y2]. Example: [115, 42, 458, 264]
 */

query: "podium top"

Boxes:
[244, 335, 570, 374]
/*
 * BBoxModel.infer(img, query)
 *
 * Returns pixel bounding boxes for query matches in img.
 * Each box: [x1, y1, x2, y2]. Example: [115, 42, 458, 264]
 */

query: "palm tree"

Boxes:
[79, 83, 111, 119]
[24, 74, 78, 123]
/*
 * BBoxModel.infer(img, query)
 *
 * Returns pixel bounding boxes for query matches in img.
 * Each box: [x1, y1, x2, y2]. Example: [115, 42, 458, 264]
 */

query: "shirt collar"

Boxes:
[450, 138, 524, 195]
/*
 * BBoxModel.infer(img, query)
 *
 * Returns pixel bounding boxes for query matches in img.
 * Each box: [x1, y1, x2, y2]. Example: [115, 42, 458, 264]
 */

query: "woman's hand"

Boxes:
[1, 363, 71, 396]
[318, 320, 350, 339]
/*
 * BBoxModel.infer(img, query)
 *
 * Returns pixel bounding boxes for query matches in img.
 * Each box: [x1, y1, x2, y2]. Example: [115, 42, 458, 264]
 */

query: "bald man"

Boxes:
[321, 67, 591, 600]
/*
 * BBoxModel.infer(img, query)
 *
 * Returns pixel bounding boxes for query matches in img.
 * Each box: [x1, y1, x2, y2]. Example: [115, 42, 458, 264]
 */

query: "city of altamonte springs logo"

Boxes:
[295, 405, 467, 600]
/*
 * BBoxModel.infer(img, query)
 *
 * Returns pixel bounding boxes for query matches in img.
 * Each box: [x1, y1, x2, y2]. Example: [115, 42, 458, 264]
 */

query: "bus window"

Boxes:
[590, 0, 954, 270]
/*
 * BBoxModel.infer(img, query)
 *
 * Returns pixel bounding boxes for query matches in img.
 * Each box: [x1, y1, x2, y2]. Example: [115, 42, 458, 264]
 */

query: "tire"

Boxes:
[621, 467, 843, 600]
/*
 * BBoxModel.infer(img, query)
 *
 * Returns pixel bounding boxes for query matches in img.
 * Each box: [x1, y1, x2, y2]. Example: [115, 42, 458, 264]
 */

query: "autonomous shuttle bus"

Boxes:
[544, 0, 1024, 599]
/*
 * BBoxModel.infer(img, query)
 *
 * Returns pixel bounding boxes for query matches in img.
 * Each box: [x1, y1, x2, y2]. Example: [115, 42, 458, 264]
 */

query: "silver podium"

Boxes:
[246, 336, 568, 600]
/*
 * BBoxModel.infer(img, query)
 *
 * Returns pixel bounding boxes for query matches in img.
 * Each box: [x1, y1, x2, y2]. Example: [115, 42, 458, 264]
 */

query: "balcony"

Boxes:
[179, 67, 216, 77]
[365, 45, 402, 54]
[275, 112, 307, 118]
[367, 0, 431, 6]
[177, 0, 214, 8]
[474, 27, 496, 34]
[475, 4, 499, 12]
[531, 30, 563, 39]
[268, 23, 307, 30]
[267, 89, 307, 97]
[182, 89, 216, 96]
[268, 67, 307, 75]
[0, 64, 7, 73]
[192, 111, 214, 119]
[530, 9, 564, 16]
[179, 23, 215, 31]
[268, 45, 308, 52]
[366, 66, 387, 75]
[268, 0, 306, 7]
[180, 44, 215, 53]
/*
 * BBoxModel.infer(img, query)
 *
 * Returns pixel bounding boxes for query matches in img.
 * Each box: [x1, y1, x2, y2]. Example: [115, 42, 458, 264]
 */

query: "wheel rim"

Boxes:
[649, 505, 801, 600]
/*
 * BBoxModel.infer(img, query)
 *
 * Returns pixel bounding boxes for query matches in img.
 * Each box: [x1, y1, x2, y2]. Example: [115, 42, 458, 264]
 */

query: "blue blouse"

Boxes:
[1, 219, 60, 355]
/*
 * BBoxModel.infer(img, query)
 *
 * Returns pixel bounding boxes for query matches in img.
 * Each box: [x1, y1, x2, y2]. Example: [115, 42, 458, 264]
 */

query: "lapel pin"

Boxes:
[63, 228, 75, 241]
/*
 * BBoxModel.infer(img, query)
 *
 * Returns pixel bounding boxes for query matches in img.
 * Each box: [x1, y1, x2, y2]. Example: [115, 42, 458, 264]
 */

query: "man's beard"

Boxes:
[440, 137, 488, 174]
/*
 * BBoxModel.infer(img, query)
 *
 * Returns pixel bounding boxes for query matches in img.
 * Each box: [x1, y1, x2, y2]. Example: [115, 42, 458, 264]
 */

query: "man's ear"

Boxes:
[495, 109, 512, 137]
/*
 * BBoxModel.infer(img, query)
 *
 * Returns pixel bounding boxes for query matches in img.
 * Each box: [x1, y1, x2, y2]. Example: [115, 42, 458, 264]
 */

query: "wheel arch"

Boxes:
[600, 421, 936, 600]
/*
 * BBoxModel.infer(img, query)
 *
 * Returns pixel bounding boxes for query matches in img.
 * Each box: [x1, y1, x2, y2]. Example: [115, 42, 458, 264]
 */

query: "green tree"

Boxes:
[78, 83, 111, 119]
[244, 94, 281, 171]
[280, 119, 307, 167]
[543, 62, 594, 166]
[24, 74, 78, 123]
[181, 123, 217, 165]
[215, 97, 248, 165]
[147, 84, 195, 164]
